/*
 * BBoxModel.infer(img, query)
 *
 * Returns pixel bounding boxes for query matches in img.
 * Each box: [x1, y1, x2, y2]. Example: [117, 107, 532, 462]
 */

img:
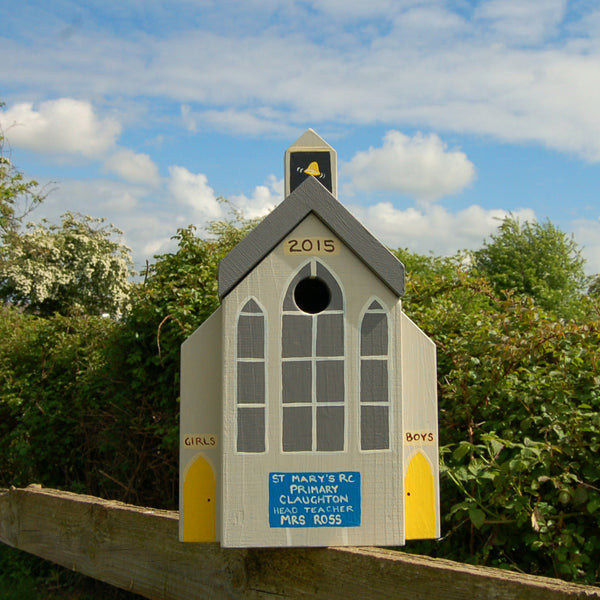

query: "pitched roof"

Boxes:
[218, 176, 405, 299]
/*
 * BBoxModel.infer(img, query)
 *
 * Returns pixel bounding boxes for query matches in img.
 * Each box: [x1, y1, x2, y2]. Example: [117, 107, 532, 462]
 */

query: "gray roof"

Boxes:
[218, 176, 405, 299]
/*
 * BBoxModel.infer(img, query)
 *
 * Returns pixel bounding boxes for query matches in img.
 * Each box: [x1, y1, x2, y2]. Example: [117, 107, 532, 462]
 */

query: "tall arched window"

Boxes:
[281, 261, 345, 452]
[236, 298, 266, 453]
[360, 299, 390, 450]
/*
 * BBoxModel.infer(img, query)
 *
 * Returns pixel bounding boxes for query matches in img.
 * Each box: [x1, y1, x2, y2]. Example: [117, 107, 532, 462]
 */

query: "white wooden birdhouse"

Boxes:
[180, 130, 440, 548]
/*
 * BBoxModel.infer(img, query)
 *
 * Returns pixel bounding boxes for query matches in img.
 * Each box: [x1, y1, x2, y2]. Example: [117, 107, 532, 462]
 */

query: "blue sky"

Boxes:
[1, 0, 599, 275]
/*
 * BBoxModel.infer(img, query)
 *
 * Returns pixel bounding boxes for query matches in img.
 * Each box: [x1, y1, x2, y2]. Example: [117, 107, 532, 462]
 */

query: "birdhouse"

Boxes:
[180, 130, 440, 548]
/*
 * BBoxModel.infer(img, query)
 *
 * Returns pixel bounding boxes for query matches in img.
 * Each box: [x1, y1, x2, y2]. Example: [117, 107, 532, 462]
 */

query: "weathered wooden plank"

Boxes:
[247, 546, 600, 600]
[0, 486, 251, 600]
[1, 486, 599, 600]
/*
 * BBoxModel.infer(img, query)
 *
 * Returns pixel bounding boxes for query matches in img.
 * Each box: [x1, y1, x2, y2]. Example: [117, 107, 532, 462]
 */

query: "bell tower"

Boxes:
[284, 128, 337, 197]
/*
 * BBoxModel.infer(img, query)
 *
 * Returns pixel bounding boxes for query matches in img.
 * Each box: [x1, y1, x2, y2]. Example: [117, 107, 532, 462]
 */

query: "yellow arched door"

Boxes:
[405, 451, 436, 540]
[183, 454, 216, 542]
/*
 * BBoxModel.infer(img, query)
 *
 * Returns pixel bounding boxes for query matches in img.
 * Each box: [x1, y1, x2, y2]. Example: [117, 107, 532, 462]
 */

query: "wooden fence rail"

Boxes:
[1, 485, 599, 600]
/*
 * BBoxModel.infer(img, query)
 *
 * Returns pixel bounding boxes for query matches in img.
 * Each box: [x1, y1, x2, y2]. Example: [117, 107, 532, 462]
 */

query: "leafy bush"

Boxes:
[0, 218, 254, 508]
[396, 249, 600, 583]
[473, 216, 588, 320]
[1, 220, 599, 585]
[0, 308, 117, 492]
[0, 544, 144, 599]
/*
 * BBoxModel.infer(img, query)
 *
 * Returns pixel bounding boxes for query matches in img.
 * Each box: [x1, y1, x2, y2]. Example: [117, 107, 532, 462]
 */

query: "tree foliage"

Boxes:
[0, 214, 255, 509]
[473, 216, 588, 319]
[589, 274, 600, 298]
[397, 250, 600, 582]
[0, 212, 133, 317]
[0, 308, 117, 493]
[1, 119, 131, 318]
[0, 112, 45, 239]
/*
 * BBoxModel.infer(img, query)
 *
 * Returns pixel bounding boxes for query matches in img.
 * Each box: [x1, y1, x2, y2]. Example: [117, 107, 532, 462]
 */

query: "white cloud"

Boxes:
[301, 0, 410, 20]
[2, 8, 600, 160]
[27, 167, 279, 271]
[35, 178, 143, 219]
[231, 175, 282, 219]
[474, 0, 567, 44]
[0, 98, 121, 159]
[29, 177, 158, 264]
[34, 170, 597, 281]
[104, 148, 161, 186]
[167, 165, 224, 220]
[31, 174, 220, 269]
[351, 200, 600, 277]
[350, 201, 536, 257]
[571, 217, 600, 276]
[192, 108, 298, 138]
[181, 105, 198, 133]
[2, 1, 599, 278]
[385, 4, 469, 45]
[343, 131, 476, 202]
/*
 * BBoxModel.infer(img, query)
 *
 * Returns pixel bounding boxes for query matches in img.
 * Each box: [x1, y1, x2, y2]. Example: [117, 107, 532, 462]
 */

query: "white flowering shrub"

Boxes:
[0, 212, 133, 317]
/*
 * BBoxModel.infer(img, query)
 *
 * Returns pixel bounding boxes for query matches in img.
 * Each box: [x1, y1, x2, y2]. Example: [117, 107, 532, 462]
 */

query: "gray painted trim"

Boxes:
[287, 128, 332, 150]
[218, 176, 405, 299]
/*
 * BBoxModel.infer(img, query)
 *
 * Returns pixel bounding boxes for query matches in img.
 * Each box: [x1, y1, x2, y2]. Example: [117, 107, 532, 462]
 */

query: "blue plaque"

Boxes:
[269, 472, 361, 528]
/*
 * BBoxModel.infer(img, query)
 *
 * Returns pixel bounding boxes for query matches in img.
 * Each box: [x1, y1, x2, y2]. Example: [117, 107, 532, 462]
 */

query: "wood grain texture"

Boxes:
[2, 486, 599, 600]
[0, 485, 248, 599]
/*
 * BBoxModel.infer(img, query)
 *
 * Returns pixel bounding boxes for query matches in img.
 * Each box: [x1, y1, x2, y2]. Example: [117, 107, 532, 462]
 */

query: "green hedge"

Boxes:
[1, 231, 599, 584]
[395, 251, 600, 583]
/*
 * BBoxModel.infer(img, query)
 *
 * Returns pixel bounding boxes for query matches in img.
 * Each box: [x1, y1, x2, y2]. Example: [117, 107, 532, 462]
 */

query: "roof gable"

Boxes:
[218, 176, 405, 299]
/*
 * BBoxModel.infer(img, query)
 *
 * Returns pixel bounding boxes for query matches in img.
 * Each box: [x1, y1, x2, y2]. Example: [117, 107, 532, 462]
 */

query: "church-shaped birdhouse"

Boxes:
[180, 130, 440, 548]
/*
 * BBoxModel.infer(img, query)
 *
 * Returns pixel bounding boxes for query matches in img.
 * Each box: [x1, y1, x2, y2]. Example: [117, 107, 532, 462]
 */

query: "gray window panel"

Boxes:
[237, 315, 264, 358]
[317, 406, 345, 451]
[316, 313, 344, 356]
[360, 359, 388, 403]
[237, 407, 265, 452]
[237, 361, 265, 404]
[361, 405, 389, 450]
[283, 264, 311, 311]
[361, 312, 388, 356]
[281, 314, 312, 357]
[283, 406, 312, 451]
[242, 298, 262, 313]
[368, 300, 383, 310]
[282, 361, 312, 403]
[316, 262, 343, 310]
[316, 360, 344, 404]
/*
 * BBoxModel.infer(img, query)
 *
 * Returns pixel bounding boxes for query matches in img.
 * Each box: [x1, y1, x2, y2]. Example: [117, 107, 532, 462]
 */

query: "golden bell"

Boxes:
[303, 161, 321, 177]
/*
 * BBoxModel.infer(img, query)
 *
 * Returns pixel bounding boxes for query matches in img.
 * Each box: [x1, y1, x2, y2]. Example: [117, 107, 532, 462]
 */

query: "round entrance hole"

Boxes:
[294, 276, 331, 314]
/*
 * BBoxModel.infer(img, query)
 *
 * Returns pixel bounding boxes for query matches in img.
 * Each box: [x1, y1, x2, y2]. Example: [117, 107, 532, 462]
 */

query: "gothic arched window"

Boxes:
[236, 298, 266, 453]
[281, 261, 345, 452]
[360, 299, 390, 450]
